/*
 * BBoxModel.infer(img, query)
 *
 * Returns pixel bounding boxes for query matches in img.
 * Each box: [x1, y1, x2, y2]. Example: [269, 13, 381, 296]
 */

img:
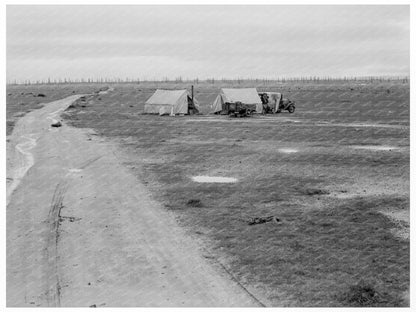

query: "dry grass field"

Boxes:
[7, 80, 409, 307]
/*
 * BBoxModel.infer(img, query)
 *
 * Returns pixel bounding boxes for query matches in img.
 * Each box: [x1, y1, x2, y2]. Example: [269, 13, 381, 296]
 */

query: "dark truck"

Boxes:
[258, 92, 295, 113]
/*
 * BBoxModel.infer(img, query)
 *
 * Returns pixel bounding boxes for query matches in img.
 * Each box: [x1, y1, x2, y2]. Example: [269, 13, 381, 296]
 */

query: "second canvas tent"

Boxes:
[211, 88, 263, 114]
[144, 89, 200, 115]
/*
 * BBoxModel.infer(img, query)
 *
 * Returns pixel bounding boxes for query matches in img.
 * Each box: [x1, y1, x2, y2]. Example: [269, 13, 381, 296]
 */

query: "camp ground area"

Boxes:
[6, 79, 409, 307]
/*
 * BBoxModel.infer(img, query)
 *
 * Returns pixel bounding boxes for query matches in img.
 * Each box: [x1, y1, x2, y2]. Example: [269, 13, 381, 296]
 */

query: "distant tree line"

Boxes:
[7, 76, 409, 85]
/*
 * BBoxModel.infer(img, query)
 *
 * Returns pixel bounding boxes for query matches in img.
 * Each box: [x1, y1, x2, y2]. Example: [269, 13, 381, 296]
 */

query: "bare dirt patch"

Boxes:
[317, 122, 408, 129]
[192, 176, 238, 183]
[379, 209, 409, 241]
[278, 148, 299, 154]
[350, 145, 400, 151]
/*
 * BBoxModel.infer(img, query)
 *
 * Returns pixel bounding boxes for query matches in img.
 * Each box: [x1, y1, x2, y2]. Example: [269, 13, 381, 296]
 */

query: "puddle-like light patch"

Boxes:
[350, 145, 398, 151]
[68, 168, 83, 173]
[278, 148, 298, 153]
[7, 135, 37, 206]
[192, 176, 238, 183]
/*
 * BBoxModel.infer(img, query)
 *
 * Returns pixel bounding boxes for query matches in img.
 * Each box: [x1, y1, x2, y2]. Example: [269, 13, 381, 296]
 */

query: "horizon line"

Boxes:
[6, 75, 410, 85]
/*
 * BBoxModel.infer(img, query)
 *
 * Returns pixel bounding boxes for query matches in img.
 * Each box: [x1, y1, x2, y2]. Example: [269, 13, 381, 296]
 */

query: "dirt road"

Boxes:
[6, 95, 261, 307]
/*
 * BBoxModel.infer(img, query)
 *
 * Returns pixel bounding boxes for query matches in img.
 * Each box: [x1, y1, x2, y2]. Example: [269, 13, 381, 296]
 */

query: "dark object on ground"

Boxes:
[248, 216, 280, 225]
[93, 86, 109, 94]
[186, 199, 203, 207]
[342, 281, 383, 306]
[37, 93, 46, 97]
[51, 120, 62, 127]
[95, 86, 110, 94]
[305, 188, 330, 196]
[68, 95, 95, 108]
[60, 216, 82, 222]
[227, 101, 256, 117]
[89, 304, 96, 308]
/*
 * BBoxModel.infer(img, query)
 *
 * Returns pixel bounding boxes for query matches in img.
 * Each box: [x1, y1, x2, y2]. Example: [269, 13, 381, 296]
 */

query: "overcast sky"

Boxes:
[7, 5, 409, 82]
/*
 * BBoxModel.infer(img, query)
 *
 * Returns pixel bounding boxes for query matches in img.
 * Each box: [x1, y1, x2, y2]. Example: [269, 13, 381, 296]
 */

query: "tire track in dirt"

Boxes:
[44, 156, 106, 307]
[45, 181, 68, 307]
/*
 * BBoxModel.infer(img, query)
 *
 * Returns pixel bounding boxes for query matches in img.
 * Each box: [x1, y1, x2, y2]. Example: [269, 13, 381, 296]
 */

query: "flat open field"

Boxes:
[7, 80, 410, 307]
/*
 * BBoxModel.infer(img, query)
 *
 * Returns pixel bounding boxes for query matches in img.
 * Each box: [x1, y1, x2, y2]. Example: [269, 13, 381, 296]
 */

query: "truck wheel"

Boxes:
[288, 105, 295, 113]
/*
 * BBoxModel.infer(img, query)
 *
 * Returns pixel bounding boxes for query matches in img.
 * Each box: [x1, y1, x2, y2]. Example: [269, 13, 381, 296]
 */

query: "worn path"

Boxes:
[6, 95, 260, 307]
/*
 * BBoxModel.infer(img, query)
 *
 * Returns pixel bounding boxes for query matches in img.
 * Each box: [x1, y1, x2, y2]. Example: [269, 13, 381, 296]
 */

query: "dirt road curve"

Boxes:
[6, 95, 261, 307]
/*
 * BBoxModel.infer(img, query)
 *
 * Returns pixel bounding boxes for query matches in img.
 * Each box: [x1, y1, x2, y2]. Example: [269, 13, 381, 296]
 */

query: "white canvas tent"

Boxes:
[144, 89, 200, 115]
[211, 88, 263, 114]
